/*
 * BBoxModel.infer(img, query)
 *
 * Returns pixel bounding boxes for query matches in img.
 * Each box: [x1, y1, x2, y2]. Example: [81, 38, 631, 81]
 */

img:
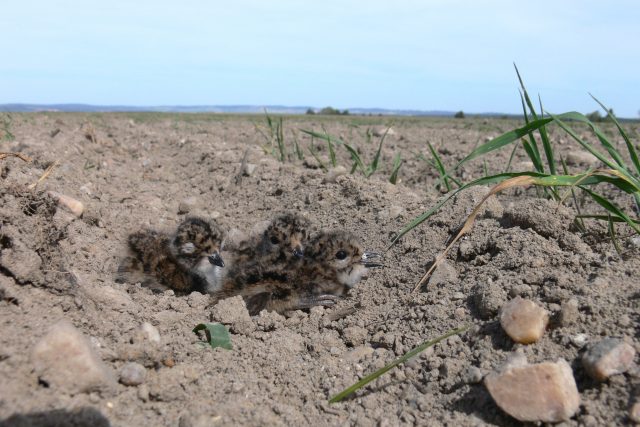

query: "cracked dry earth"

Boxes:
[0, 113, 639, 426]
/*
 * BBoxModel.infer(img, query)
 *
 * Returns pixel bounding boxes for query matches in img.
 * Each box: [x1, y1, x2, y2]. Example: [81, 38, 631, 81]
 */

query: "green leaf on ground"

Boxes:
[193, 323, 233, 350]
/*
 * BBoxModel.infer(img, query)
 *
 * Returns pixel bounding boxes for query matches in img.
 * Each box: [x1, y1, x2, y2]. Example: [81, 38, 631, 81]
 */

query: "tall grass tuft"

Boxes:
[300, 126, 395, 178]
[390, 67, 640, 279]
[329, 325, 469, 403]
[255, 110, 287, 162]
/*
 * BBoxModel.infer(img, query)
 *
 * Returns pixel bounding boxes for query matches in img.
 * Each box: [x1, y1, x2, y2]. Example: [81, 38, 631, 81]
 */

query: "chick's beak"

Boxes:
[208, 251, 225, 267]
[292, 245, 304, 259]
[360, 251, 383, 268]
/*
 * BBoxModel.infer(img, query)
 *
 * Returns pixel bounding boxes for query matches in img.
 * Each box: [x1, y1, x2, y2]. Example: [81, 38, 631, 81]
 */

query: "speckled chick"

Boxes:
[117, 217, 225, 293]
[213, 229, 382, 315]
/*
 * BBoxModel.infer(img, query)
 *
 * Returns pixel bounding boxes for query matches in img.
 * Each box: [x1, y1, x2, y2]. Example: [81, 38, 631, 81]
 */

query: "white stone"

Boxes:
[140, 322, 161, 343]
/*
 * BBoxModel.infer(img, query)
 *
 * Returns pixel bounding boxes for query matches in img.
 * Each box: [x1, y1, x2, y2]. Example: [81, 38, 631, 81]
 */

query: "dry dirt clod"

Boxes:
[582, 338, 636, 381]
[558, 298, 579, 327]
[323, 165, 347, 183]
[178, 197, 197, 214]
[342, 326, 368, 346]
[484, 356, 580, 423]
[499, 297, 548, 344]
[210, 295, 254, 334]
[47, 191, 84, 217]
[31, 320, 116, 394]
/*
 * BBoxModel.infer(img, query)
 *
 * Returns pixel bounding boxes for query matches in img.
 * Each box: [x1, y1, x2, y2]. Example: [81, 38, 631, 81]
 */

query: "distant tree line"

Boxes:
[586, 109, 615, 122]
[306, 107, 349, 116]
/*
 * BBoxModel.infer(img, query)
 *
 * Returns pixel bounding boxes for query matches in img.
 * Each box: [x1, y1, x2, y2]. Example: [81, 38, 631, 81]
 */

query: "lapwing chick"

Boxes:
[117, 217, 225, 294]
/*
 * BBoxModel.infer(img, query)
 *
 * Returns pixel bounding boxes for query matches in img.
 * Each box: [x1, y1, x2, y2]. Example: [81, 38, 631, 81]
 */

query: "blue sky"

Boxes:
[1, 1, 639, 116]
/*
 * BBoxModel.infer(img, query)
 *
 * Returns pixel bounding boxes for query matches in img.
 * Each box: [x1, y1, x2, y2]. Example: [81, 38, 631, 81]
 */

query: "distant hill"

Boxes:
[0, 103, 521, 118]
[0, 103, 447, 116]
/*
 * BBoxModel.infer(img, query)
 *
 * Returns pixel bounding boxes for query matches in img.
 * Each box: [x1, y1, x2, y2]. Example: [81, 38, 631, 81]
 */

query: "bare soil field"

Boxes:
[0, 113, 638, 426]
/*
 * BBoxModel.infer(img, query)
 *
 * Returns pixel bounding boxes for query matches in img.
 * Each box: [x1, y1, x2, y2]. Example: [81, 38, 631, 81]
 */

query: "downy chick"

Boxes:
[117, 217, 225, 293]
[214, 230, 382, 315]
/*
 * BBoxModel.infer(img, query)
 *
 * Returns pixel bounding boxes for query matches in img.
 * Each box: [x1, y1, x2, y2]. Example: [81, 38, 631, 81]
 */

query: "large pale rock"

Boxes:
[485, 356, 580, 423]
[31, 320, 115, 393]
[500, 297, 548, 344]
[582, 338, 636, 381]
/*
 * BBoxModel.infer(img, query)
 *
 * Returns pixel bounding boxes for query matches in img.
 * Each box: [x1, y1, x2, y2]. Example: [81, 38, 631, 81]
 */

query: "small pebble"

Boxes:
[119, 362, 146, 386]
[139, 322, 161, 343]
[570, 333, 589, 348]
[499, 297, 548, 344]
[485, 357, 580, 423]
[582, 338, 636, 381]
[48, 191, 84, 218]
[242, 163, 257, 176]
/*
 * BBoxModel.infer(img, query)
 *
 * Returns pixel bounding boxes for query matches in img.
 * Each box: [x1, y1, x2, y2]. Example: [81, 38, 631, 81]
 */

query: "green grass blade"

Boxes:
[276, 117, 286, 162]
[557, 111, 625, 167]
[576, 214, 640, 224]
[608, 214, 623, 257]
[455, 116, 554, 168]
[290, 129, 304, 160]
[579, 186, 640, 234]
[514, 63, 539, 120]
[329, 325, 470, 403]
[519, 93, 543, 173]
[504, 143, 519, 173]
[389, 153, 402, 184]
[390, 169, 640, 248]
[342, 142, 366, 174]
[308, 138, 328, 171]
[537, 95, 556, 175]
[548, 113, 640, 190]
[561, 156, 586, 232]
[388, 171, 548, 247]
[427, 141, 451, 191]
[590, 94, 640, 175]
[299, 129, 348, 146]
[366, 127, 389, 177]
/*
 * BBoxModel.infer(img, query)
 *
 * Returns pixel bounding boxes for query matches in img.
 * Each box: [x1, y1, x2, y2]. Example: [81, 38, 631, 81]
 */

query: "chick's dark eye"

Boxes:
[335, 250, 347, 260]
[270, 235, 280, 245]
